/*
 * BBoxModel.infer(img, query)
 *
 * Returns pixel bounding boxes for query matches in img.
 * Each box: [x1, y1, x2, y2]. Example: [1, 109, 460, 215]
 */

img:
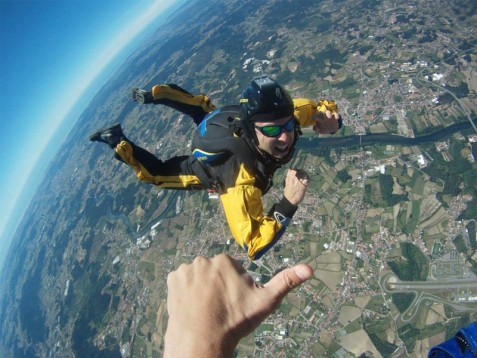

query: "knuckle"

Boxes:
[284, 273, 298, 289]
[193, 256, 207, 265]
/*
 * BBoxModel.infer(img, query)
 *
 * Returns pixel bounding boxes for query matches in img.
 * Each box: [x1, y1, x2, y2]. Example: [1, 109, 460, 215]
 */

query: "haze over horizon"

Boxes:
[0, 0, 181, 273]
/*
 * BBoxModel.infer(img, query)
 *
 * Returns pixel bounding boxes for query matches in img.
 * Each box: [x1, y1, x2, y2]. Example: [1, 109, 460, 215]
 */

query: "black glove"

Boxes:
[131, 88, 153, 104]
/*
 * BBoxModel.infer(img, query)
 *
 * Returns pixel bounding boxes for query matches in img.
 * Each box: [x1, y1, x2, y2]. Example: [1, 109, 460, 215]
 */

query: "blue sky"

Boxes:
[0, 0, 179, 266]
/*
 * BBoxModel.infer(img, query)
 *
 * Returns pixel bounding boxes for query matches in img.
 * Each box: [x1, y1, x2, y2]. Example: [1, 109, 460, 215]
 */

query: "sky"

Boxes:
[0, 0, 180, 268]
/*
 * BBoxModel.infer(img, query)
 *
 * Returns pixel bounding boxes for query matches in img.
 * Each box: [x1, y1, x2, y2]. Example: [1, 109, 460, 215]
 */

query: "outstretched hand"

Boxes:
[313, 109, 342, 134]
[164, 254, 313, 358]
[312, 100, 342, 134]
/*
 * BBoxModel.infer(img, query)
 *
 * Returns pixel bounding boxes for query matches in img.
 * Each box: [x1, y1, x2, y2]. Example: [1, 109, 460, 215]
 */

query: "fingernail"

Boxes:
[294, 265, 313, 281]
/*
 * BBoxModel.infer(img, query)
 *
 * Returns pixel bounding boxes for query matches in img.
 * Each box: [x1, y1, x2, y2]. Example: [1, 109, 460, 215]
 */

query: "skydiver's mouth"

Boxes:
[274, 143, 289, 157]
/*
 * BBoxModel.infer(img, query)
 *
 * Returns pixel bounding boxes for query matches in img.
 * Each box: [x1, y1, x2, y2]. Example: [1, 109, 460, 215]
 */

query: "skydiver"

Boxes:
[90, 75, 342, 260]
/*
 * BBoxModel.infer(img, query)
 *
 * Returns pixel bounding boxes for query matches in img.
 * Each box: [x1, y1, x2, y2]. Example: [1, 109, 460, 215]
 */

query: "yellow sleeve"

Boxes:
[293, 98, 339, 127]
[293, 98, 318, 127]
[219, 165, 283, 260]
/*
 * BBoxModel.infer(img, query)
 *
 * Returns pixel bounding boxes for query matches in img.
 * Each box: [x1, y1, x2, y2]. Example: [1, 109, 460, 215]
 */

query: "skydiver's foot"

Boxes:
[132, 88, 153, 104]
[114, 152, 125, 163]
[89, 123, 125, 148]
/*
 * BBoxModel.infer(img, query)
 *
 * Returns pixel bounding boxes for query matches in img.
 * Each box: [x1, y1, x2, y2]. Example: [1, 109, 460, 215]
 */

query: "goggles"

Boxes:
[254, 118, 295, 138]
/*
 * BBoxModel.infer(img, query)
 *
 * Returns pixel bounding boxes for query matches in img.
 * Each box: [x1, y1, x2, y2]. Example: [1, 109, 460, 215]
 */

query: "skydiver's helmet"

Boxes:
[240, 75, 294, 123]
[240, 75, 299, 163]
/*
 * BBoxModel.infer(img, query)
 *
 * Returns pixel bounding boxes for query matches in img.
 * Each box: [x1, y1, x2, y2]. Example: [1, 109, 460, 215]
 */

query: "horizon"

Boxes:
[0, 0, 182, 274]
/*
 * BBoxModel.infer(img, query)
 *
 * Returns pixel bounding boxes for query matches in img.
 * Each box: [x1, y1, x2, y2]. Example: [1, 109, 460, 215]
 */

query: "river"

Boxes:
[104, 118, 477, 235]
[297, 118, 477, 149]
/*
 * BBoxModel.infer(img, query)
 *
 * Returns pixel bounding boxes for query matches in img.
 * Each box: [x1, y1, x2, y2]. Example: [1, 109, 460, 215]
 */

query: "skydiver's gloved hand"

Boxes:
[283, 168, 310, 206]
[163, 253, 313, 358]
[313, 100, 343, 135]
[131, 88, 154, 104]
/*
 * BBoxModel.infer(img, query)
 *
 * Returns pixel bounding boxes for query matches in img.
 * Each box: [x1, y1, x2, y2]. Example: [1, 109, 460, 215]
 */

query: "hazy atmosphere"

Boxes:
[0, 0, 179, 270]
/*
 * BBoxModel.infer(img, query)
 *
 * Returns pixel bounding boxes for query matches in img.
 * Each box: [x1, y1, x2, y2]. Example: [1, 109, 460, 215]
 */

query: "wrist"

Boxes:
[164, 323, 238, 358]
[278, 196, 298, 215]
[268, 196, 298, 220]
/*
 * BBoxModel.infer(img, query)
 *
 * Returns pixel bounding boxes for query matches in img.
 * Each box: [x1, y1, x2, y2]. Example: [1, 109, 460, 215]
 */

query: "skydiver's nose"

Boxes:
[277, 129, 291, 141]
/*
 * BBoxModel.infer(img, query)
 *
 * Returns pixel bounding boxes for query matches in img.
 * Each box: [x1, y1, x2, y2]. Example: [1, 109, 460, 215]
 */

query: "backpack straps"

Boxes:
[192, 106, 242, 164]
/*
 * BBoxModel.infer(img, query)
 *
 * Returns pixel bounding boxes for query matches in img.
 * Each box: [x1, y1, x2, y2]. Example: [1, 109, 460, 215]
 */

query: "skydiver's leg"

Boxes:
[115, 140, 204, 189]
[90, 123, 204, 189]
[133, 84, 216, 125]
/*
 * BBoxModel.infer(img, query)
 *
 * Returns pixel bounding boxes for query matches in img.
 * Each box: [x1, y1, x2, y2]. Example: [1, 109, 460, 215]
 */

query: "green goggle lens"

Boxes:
[255, 118, 295, 138]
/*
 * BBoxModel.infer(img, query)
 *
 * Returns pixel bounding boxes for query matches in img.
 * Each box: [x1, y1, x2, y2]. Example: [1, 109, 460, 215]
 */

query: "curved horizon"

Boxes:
[0, 0, 181, 272]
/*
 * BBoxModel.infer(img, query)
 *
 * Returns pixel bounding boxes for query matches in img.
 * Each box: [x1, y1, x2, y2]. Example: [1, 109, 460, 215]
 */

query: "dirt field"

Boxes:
[152, 302, 167, 347]
[425, 304, 446, 325]
[367, 208, 384, 218]
[413, 339, 431, 358]
[337, 305, 362, 325]
[338, 329, 382, 357]
[420, 207, 447, 231]
[314, 252, 344, 290]
[354, 295, 371, 308]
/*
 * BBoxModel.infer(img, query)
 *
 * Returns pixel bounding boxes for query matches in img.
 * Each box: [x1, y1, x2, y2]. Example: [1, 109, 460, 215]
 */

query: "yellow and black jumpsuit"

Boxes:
[115, 84, 337, 260]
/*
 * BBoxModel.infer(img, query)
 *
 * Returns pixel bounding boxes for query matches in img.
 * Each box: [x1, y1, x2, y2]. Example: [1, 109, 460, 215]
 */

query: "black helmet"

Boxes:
[240, 75, 294, 123]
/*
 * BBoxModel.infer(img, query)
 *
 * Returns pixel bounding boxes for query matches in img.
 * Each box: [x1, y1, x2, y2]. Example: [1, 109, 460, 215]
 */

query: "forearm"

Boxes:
[221, 187, 297, 260]
[164, 327, 237, 358]
[293, 98, 317, 127]
[269, 196, 298, 220]
[238, 198, 297, 260]
[249, 197, 297, 260]
[248, 169, 309, 259]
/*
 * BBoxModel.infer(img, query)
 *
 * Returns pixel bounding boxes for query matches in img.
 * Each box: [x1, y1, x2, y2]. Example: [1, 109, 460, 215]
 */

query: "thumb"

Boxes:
[264, 264, 313, 298]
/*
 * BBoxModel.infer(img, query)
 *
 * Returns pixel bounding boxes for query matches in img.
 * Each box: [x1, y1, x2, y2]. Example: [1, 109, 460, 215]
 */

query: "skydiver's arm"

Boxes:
[220, 185, 295, 260]
[220, 168, 309, 260]
[293, 98, 342, 134]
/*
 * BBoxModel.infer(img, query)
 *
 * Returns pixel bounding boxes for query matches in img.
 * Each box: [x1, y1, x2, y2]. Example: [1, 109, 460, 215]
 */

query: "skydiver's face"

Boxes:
[254, 116, 296, 159]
